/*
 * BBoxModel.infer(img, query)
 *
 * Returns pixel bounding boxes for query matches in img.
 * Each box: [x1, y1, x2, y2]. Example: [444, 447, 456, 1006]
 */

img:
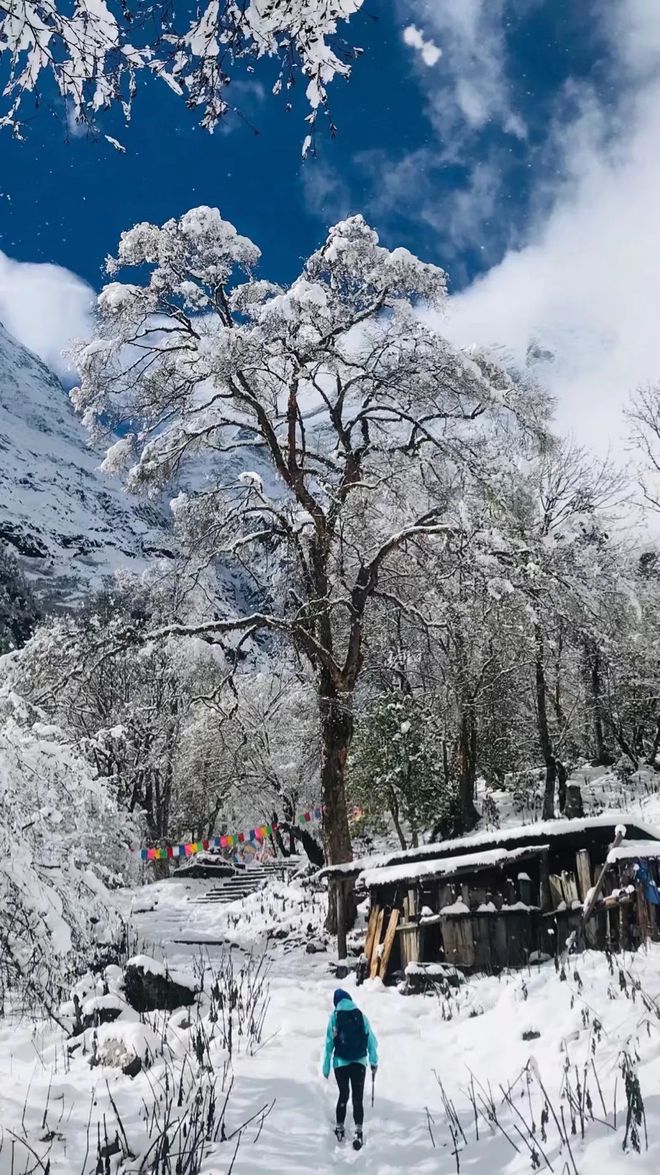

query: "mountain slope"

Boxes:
[0, 322, 172, 602]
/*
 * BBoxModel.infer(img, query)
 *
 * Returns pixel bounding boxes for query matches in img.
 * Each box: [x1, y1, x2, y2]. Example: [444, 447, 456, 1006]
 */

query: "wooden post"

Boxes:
[636, 884, 652, 946]
[575, 850, 592, 902]
[582, 829, 624, 925]
[576, 849, 598, 948]
[619, 900, 631, 950]
[369, 909, 385, 978]
[378, 909, 401, 978]
[539, 850, 551, 911]
[573, 828, 625, 959]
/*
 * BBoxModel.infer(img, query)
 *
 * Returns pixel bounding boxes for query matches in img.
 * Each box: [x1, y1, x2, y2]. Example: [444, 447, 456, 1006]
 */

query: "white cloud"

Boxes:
[398, 0, 522, 138]
[437, 1, 660, 454]
[0, 253, 93, 381]
[402, 24, 442, 68]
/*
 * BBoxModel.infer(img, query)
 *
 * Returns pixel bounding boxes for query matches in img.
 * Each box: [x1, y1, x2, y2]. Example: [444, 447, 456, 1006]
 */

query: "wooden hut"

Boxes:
[319, 815, 660, 981]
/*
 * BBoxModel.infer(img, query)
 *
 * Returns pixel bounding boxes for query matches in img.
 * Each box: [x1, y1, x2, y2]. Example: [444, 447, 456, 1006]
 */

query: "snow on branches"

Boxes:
[0, 0, 364, 134]
[72, 206, 550, 864]
[0, 678, 136, 1005]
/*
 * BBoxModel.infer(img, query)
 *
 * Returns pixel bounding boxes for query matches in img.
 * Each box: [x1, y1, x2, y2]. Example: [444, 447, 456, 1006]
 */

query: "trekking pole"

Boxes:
[371, 1067, 376, 1108]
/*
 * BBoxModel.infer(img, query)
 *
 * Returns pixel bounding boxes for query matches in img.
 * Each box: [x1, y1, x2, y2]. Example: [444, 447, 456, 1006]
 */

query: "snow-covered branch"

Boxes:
[0, 0, 364, 134]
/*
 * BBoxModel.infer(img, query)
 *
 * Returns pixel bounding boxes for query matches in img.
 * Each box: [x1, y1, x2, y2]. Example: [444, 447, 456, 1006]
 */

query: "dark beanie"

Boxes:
[334, 988, 351, 1006]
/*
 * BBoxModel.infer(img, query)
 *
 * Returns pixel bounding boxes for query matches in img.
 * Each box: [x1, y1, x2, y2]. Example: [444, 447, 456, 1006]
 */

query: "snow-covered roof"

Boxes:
[359, 844, 550, 889]
[608, 840, 660, 863]
[318, 812, 660, 882]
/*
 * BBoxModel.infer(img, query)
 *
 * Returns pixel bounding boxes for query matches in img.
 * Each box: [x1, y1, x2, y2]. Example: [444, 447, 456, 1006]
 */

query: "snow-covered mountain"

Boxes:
[0, 322, 173, 602]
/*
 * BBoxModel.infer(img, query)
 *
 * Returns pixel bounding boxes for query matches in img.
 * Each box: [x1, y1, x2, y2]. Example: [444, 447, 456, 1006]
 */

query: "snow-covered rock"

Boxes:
[0, 322, 172, 602]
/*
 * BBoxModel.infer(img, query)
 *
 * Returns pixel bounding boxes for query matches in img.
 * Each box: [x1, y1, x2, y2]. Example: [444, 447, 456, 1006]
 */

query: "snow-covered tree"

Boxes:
[484, 441, 630, 816]
[15, 575, 232, 858]
[72, 207, 549, 867]
[0, 0, 364, 137]
[348, 692, 451, 849]
[0, 545, 42, 655]
[0, 679, 135, 1011]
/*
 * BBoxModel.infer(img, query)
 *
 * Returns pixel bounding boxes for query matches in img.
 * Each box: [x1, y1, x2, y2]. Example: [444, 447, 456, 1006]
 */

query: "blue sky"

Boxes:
[0, 0, 659, 452]
[0, 1, 602, 289]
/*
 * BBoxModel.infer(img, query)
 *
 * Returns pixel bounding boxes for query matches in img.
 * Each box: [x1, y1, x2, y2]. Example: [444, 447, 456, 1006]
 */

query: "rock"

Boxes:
[305, 939, 327, 954]
[522, 1029, 541, 1041]
[123, 960, 196, 1013]
[122, 1055, 143, 1079]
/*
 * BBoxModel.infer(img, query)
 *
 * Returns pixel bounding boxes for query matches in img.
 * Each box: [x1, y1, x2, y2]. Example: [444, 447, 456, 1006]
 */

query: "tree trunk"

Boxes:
[389, 790, 407, 850]
[536, 626, 557, 821]
[271, 811, 291, 858]
[457, 706, 479, 831]
[647, 716, 660, 767]
[319, 679, 356, 935]
[557, 759, 568, 814]
[585, 642, 611, 766]
[319, 683, 354, 866]
[281, 823, 325, 867]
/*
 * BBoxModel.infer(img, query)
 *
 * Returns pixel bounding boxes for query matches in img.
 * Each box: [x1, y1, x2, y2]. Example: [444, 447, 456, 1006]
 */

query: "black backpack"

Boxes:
[334, 1008, 368, 1062]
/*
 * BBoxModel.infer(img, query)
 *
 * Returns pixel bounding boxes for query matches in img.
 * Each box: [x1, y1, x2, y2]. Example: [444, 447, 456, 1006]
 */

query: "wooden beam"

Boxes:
[378, 909, 401, 979]
[575, 850, 592, 903]
[369, 909, 385, 978]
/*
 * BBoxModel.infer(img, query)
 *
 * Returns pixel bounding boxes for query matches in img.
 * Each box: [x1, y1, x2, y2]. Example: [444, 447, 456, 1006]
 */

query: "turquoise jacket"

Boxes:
[322, 997, 379, 1078]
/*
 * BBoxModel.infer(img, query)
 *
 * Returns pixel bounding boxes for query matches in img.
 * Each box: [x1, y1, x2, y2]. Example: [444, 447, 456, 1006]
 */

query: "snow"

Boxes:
[439, 899, 470, 915]
[4, 873, 660, 1171]
[608, 840, 660, 861]
[359, 843, 550, 888]
[321, 811, 660, 881]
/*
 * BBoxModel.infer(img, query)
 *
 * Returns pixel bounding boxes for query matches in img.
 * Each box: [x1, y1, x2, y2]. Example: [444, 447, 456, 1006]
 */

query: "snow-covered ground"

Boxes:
[4, 861, 660, 1174]
[3, 768, 660, 1173]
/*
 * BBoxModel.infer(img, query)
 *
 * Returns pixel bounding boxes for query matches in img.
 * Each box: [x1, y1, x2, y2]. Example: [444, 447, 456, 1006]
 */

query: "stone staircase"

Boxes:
[192, 858, 302, 905]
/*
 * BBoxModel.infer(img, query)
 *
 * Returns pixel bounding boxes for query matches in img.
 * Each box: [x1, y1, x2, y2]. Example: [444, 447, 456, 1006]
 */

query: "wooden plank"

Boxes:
[549, 874, 565, 909]
[363, 904, 380, 963]
[369, 908, 385, 978]
[441, 914, 475, 968]
[378, 909, 401, 978]
[575, 850, 592, 903]
[398, 923, 420, 969]
[561, 871, 579, 905]
[472, 915, 493, 972]
[491, 914, 508, 969]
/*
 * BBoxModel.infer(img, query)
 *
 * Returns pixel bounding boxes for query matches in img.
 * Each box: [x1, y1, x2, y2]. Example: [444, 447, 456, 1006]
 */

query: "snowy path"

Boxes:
[130, 877, 660, 1174]
[132, 880, 444, 1172]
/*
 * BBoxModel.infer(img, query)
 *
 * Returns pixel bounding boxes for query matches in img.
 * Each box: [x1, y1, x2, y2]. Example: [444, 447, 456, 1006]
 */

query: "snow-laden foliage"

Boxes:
[0, 0, 364, 135]
[348, 693, 453, 848]
[0, 677, 137, 1006]
[13, 574, 237, 850]
[72, 207, 550, 866]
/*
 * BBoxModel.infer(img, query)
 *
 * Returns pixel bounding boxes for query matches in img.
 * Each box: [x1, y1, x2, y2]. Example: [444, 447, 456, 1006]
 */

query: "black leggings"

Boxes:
[334, 1062, 366, 1127]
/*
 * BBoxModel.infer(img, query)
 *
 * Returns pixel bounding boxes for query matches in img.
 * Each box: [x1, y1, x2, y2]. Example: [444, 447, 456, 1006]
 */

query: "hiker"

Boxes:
[322, 988, 378, 1149]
